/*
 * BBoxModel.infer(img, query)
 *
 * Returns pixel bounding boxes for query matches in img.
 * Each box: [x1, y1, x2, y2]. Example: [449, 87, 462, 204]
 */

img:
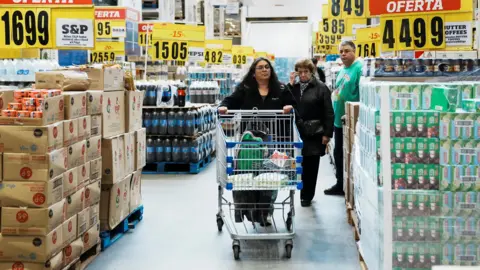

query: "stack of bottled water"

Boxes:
[187, 66, 235, 103]
[0, 59, 59, 84]
[144, 106, 217, 164]
[188, 81, 220, 104]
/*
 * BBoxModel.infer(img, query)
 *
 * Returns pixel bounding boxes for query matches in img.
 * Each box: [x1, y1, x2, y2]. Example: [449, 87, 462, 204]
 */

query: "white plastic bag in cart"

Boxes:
[228, 173, 254, 188]
[254, 173, 289, 188]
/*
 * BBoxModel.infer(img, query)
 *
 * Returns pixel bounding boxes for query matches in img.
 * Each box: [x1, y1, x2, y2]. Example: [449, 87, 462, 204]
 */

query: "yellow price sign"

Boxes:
[342, 0, 367, 18]
[152, 23, 205, 42]
[94, 8, 127, 39]
[232, 46, 253, 65]
[381, 15, 445, 51]
[329, 0, 343, 18]
[149, 40, 189, 61]
[356, 42, 378, 57]
[232, 54, 247, 65]
[204, 49, 223, 64]
[138, 23, 153, 46]
[317, 32, 339, 46]
[322, 18, 346, 36]
[355, 26, 380, 42]
[90, 51, 120, 63]
[0, 8, 52, 49]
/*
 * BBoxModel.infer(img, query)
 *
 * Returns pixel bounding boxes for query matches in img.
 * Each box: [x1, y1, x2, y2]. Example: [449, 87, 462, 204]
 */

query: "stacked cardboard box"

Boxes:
[70, 65, 146, 232]
[0, 85, 100, 268]
[343, 102, 360, 206]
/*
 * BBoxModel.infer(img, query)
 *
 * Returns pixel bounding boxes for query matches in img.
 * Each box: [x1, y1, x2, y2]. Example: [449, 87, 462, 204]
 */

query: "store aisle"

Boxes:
[89, 157, 360, 270]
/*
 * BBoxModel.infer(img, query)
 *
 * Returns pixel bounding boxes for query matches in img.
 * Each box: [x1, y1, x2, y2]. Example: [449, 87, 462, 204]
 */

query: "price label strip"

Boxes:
[149, 40, 189, 61]
[204, 48, 223, 64]
[381, 15, 445, 51]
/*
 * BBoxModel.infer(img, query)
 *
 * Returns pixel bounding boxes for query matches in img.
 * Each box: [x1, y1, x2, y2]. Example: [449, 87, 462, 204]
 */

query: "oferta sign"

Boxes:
[370, 0, 464, 16]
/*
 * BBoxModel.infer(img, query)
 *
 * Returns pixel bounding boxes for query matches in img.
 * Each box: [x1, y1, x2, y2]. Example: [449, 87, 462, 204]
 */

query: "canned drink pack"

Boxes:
[2, 110, 17, 117]
[29, 90, 42, 98]
[13, 90, 31, 99]
[7, 102, 23, 110]
[16, 110, 31, 118]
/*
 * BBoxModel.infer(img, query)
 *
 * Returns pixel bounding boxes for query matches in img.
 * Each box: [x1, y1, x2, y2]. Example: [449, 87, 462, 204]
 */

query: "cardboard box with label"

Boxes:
[135, 128, 146, 170]
[0, 122, 63, 154]
[77, 162, 90, 187]
[0, 176, 63, 208]
[125, 91, 143, 132]
[0, 95, 65, 126]
[124, 131, 135, 174]
[0, 89, 14, 110]
[65, 187, 85, 220]
[82, 222, 100, 251]
[100, 174, 131, 231]
[62, 214, 78, 246]
[78, 65, 124, 91]
[89, 203, 100, 229]
[67, 140, 87, 169]
[3, 148, 67, 182]
[102, 135, 125, 184]
[0, 251, 64, 270]
[86, 135, 102, 162]
[87, 91, 103, 115]
[35, 70, 90, 91]
[84, 179, 101, 208]
[77, 115, 92, 141]
[63, 118, 78, 147]
[77, 206, 89, 237]
[64, 92, 87, 120]
[63, 167, 78, 197]
[102, 91, 125, 138]
[63, 237, 84, 267]
[130, 170, 142, 213]
[91, 115, 102, 137]
[1, 198, 65, 236]
[0, 224, 63, 262]
[89, 157, 102, 180]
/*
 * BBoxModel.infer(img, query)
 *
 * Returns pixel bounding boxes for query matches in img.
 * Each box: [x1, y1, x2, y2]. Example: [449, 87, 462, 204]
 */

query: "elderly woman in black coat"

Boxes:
[287, 58, 334, 207]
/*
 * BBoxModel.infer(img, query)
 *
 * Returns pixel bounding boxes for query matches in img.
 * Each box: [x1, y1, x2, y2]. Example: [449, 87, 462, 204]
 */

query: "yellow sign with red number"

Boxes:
[90, 40, 124, 63]
[149, 23, 205, 61]
[356, 26, 380, 58]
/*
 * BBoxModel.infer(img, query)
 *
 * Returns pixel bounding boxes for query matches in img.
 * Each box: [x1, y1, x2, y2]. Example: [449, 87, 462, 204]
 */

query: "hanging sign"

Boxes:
[369, 0, 471, 16]
[356, 26, 380, 57]
[204, 39, 232, 64]
[0, 0, 94, 49]
[232, 46, 253, 65]
[95, 7, 127, 39]
[149, 23, 205, 61]
[90, 40, 124, 63]
[138, 23, 153, 46]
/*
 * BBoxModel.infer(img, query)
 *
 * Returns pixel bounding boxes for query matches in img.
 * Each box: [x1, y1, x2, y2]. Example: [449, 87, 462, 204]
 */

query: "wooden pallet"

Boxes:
[100, 205, 144, 251]
[62, 242, 101, 270]
[346, 202, 354, 226]
[142, 153, 213, 174]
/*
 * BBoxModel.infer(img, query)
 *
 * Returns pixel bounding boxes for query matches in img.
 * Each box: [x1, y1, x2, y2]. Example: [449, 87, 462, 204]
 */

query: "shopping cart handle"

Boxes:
[225, 110, 288, 114]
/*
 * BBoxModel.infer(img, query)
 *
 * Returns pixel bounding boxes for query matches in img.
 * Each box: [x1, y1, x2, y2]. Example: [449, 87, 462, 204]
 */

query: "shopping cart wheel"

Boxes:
[286, 213, 292, 231]
[233, 245, 241, 260]
[216, 215, 224, 232]
[285, 244, 293, 259]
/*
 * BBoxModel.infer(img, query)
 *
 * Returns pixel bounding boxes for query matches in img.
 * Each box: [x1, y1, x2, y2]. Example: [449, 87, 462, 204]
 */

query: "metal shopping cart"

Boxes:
[216, 109, 303, 260]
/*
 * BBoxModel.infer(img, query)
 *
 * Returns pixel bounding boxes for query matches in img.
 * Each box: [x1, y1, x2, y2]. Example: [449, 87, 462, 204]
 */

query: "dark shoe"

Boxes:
[324, 185, 345, 196]
[301, 200, 312, 207]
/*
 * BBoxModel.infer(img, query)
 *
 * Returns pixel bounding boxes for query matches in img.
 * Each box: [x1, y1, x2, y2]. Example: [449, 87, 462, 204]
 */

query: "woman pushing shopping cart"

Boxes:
[216, 57, 303, 259]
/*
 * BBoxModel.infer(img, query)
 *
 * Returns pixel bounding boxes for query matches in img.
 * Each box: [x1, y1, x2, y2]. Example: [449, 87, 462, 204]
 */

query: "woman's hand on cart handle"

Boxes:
[322, 136, 330, 145]
[218, 107, 228, 114]
[283, 105, 293, 114]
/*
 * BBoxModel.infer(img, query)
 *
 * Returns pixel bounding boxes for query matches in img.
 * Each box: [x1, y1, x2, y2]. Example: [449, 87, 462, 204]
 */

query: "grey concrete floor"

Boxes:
[88, 157, 361, 270]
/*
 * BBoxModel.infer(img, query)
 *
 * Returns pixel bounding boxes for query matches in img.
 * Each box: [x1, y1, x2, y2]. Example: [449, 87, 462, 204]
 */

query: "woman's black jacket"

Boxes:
[287, 78, 334, 156]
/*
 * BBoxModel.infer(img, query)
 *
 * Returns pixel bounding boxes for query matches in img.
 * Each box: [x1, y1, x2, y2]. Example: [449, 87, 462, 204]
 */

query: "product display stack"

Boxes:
[0, 69, 101, 269]
[343, 102, 360, 210]
[353, 78, 480, 270]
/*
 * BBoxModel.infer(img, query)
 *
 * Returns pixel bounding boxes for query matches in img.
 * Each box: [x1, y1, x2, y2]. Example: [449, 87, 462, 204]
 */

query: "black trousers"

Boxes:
[334, 126, 343, 188]
[301, 155, 321, 202]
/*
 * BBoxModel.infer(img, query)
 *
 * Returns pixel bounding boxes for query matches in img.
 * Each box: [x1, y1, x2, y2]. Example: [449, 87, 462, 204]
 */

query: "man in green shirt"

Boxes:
[325, 40, 362, 196]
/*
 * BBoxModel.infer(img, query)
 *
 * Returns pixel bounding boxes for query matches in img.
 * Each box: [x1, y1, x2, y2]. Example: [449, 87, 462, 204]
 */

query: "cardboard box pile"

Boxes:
[0, 86, 100, 268]
[354, 80, 480, 270]
[343, 102, 359, 207]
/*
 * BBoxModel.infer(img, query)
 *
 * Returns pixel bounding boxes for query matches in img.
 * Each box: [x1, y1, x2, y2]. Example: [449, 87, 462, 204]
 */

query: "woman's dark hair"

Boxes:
[239, 57, 282, 94]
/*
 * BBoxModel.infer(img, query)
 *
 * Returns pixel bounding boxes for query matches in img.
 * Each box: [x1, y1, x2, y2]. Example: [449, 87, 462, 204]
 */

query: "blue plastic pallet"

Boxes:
[100, 205, 144, 251]
[142, 154, 214, 175]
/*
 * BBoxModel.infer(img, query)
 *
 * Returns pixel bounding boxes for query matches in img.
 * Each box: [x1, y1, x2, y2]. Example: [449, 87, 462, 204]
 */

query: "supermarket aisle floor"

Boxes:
[89, 157, 360, 270]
